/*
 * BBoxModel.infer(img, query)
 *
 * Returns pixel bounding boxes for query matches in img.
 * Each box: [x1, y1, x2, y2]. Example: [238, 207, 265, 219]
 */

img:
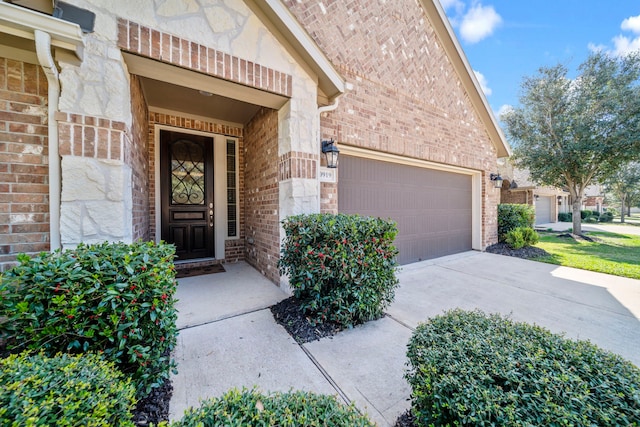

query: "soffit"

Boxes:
[123, 52, 283, 125]
[139, 77, 261, 126]
[419, 0, 511, 158]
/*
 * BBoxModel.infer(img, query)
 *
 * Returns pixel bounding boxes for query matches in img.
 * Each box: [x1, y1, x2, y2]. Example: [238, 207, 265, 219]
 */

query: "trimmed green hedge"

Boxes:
[406, 310, 640, 426]
[498, 204, 535, 241]
[279, 214, 399, 328]
[0, 241, 178, 397]
[0, 352, 136, 426]
[171, 388, 374, 427]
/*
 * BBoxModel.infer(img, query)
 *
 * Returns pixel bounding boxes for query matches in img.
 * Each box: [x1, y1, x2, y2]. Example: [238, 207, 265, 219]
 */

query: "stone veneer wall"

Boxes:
[147, 111, 245, 262]
[0, 58, 50, 271]
[244, 107, 280, 284]
[284, 0, 501, 247]
[58, 112, 133, 246]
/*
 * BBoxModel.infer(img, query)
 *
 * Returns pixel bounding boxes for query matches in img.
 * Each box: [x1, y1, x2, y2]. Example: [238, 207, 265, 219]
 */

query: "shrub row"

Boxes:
[559, 211, 614, 223]
[497, 204, 535, 241]
[279, 214, 399, 328]
[0, 352, 136, 426]
[0, 241, 178, 397]
[170, 388, 374, 426]
[406, 310, 640, 426]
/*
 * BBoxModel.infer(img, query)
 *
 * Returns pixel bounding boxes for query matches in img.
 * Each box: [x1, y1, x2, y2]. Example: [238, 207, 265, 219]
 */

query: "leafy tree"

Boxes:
[502, 51, 640, 234]
[603, 162, 640, 222]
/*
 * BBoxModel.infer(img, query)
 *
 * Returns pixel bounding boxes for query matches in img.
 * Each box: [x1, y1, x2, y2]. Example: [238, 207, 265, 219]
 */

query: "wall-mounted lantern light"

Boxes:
[321, 139, 339, 169]
[489, 173, 503, 189]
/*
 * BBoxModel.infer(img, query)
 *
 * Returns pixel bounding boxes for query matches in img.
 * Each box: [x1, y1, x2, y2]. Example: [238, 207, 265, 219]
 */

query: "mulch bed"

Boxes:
[485, 242, 550, 259]
[270, 297, 343, 344]
[394, 410, 417, 427]
[133, 379, 172, 426]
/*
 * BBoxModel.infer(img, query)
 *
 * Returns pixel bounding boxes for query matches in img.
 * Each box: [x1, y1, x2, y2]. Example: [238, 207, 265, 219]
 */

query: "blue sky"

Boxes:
[440, 0, 640, 117]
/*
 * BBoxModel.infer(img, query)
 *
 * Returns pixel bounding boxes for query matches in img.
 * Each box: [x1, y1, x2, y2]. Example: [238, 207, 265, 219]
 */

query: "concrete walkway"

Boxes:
[169, 253, 640, 426]
[537, 221, 640, 236]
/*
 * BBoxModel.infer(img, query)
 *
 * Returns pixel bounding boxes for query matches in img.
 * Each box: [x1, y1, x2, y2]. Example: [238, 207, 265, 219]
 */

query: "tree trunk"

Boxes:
[621, 197, 626, 223]
[572, 196, 582, 235]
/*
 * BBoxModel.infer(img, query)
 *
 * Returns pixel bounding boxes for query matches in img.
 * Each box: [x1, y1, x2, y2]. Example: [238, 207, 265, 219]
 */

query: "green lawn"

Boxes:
[533, 231, 640, 280]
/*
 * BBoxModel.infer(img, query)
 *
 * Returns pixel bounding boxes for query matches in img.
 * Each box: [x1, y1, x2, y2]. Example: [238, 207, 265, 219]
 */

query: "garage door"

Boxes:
[338, 155, 472, 264]
[535, 196, 552, 224]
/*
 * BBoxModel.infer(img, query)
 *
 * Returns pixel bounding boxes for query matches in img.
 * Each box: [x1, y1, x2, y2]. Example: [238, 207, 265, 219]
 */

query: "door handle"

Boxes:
[209, 208, 214, 227]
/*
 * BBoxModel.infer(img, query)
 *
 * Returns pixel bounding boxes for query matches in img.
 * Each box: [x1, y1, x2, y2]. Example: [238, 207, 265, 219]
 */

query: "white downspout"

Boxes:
[317, 97, 341, 212]
[35, 30, 61, 251]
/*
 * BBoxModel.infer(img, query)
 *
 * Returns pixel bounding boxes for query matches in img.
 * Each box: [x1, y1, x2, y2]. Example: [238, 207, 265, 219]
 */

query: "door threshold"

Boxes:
[175, 258, 223, 269]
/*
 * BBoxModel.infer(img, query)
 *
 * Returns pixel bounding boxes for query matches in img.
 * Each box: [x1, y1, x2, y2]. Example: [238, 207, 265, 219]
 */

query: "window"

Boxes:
[226, 139, 238, 238]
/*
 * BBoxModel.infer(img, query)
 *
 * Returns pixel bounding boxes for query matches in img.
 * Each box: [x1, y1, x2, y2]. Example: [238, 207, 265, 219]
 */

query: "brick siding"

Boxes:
[57, 112, 127, 161]
[285, 0, 502, 248]
[500, 188, 530, 205]
[278, 151, 317, 180]
[117, 18, 292, 98]
[244, 107, 279, 284]
[0, 58, 50, 271]
[129, 75, 150, 241]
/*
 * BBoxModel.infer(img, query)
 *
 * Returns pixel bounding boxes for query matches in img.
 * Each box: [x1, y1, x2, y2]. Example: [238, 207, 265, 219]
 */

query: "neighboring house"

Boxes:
[498, 160, 569, 225]
[582, 185, 605, 213]
[1, 0, 510, 288]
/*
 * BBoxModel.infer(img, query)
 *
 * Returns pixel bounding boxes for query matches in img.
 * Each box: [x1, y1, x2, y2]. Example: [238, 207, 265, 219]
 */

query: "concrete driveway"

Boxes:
[170, 253, 640, 426]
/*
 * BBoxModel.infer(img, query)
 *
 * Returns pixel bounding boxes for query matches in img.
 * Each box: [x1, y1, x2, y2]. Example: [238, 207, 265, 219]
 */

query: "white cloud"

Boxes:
[612, 34, 640, 56]
[497, 104, 513, 120]
[621, 15, 640, 34]
[473, 70, 492, 96]
[460, 3, 502, 44]
[439, 0, 465, 14]
[589, 14, 640, 57]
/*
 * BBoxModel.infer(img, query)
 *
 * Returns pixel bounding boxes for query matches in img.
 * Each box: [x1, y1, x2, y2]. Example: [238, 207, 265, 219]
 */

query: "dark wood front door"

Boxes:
[160, 130, 214, 260]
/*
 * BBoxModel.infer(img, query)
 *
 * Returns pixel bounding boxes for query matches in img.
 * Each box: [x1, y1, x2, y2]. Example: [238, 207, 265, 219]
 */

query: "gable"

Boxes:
[283, 0, 509, 157]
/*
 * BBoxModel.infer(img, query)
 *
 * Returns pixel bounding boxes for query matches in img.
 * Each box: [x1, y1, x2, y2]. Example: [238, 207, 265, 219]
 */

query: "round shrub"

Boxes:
[504, 227, 525, 249]
[505, 226, 539, 249]
[498, 204, 535, 241]
[172, 388, 374, 426]
[0, 352, 136, 426]
[279, 213, 399, 328]
[406, 310, 640, 427]
[0, 241, 178, 397]
[581, 209, 593, 220]
[600, 211, 615, 222]
[558, 212, 572, 222]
